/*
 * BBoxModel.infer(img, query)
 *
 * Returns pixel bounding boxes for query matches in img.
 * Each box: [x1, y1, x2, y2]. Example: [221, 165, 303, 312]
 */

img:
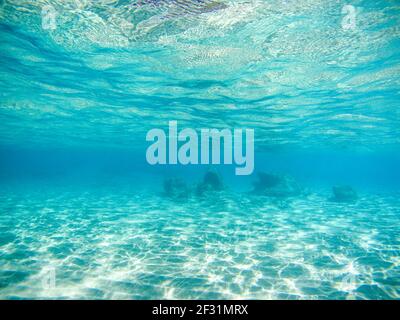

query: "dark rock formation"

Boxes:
[196, 171, 223, 196]
[163, 178, 190, 199]
[330, 185, 358, 203]
[252, 172, 302, 198]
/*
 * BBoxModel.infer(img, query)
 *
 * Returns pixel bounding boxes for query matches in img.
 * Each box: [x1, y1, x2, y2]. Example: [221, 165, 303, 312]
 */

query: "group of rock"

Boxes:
[163, 171, 358, 203]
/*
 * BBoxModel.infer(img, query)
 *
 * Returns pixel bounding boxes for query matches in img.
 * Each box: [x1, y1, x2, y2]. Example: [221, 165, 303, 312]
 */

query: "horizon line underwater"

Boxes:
[0, 0, 400, 300]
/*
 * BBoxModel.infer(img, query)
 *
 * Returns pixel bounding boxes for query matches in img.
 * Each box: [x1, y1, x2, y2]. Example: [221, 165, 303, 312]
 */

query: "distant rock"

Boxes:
[252, 172, 302, 198]
[196, 171, 223, 196]
[330, 185, 358, 203]
[163, 178, 190, 199]
[253, 172, 281, 190]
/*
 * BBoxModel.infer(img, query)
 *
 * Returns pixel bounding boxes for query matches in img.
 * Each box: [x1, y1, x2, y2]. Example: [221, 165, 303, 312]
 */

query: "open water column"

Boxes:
[0, 1, 399, 300]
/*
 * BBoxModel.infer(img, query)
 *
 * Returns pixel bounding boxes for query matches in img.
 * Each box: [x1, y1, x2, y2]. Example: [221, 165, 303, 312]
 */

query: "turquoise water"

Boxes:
[0, 1, 400, 299]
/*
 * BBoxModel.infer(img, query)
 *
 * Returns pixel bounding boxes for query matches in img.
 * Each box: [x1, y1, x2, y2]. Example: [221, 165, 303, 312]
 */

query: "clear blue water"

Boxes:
[0, 1, 400, 299]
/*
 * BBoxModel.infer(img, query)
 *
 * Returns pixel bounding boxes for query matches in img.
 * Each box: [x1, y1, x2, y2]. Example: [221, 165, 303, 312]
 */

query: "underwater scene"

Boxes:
[0, 0, 399, 300]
